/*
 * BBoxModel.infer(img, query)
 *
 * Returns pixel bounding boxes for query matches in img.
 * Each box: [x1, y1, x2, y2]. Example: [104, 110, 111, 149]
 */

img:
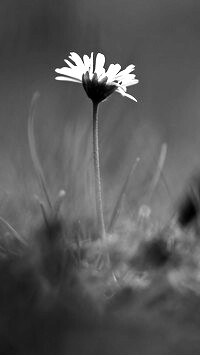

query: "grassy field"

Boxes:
[0, 92, 200, 355]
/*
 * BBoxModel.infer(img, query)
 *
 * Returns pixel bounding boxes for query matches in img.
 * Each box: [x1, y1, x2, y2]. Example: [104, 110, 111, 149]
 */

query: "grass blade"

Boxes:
[0, 216, 27, 246]
[108, 157, 140, 233]
[148, 143, 172, 204]
[28, 92, 53, 212]
[54, 189, 66, 217]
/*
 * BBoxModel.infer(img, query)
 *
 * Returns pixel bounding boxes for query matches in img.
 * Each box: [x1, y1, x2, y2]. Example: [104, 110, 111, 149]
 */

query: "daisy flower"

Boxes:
[55, 52, 139, 248]
[55, 52, 138, 104]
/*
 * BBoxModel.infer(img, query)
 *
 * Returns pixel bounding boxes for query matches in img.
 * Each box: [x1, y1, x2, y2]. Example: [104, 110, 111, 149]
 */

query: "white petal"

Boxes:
[119, 73, 136, 82]
[106, 63, 121, 82]
[89, 52, 94, 79]
[115, 65, 135, 80]
[124, 64, 135, 72]
[117, 64, 135, 75]
[118, 84, 127, 92]
[94, 53, 106, 77]
[55, 67, 83, 80]
[116, 87, 137, 102]
[64, 59, 76, 69]
[69, 52, 85, 69]
[120, 75, 138, 86]
[55, 76, 81, 83]
[115, 86, 126, 94]
[124, 79, 139, 87]
[83, 55, 91, 71]
[122, 92, 137, 101]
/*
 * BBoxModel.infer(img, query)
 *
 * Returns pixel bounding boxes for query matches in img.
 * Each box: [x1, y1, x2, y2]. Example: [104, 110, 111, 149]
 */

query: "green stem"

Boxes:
[93, 101, 106, 239]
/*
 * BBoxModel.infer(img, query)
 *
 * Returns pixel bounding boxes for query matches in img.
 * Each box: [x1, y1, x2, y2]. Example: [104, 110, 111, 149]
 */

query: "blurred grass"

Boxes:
[0, 92, 199, 354]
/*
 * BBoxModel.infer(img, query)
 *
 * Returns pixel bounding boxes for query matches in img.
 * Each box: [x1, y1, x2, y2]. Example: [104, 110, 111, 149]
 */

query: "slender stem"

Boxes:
[92, 101, 106, 239]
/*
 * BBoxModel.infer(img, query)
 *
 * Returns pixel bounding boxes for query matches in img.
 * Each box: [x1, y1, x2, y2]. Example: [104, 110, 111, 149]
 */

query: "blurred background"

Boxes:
[0, 0, 200, 230]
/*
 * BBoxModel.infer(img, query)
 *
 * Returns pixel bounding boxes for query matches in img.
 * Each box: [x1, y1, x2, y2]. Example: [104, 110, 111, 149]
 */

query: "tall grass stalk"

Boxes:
[0, 216, 26, 246]
[28, 92, 53, 213]
[108, 157, 140, 233]
[148, 143, 168, 203]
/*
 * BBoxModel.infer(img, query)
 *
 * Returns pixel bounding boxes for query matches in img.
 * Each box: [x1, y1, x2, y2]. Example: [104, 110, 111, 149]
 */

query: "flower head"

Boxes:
[55, 52, 139, 104]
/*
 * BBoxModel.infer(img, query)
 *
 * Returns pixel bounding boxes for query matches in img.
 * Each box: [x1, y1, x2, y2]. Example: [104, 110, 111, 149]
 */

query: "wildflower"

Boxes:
[55, 52, 138, 248]
[55, 52, 138, 104]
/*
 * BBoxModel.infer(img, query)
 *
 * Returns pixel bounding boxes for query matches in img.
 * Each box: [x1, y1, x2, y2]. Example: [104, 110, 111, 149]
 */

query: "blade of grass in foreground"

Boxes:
[28, 92, 53, 212]
[0, 216, 27, 246]
[54, 190, 66, 217]
[148, 143, 171, 204]
[108, 157, 140, 233]
[34, 195, 50, 228]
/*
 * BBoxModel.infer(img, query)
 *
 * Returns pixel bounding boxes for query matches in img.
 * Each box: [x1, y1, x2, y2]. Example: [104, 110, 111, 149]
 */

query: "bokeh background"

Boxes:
[0, 0, 200, 230]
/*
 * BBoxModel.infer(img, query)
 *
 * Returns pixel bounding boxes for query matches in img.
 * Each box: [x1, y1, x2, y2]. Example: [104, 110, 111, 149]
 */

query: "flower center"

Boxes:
[82, 71, 117, 104]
